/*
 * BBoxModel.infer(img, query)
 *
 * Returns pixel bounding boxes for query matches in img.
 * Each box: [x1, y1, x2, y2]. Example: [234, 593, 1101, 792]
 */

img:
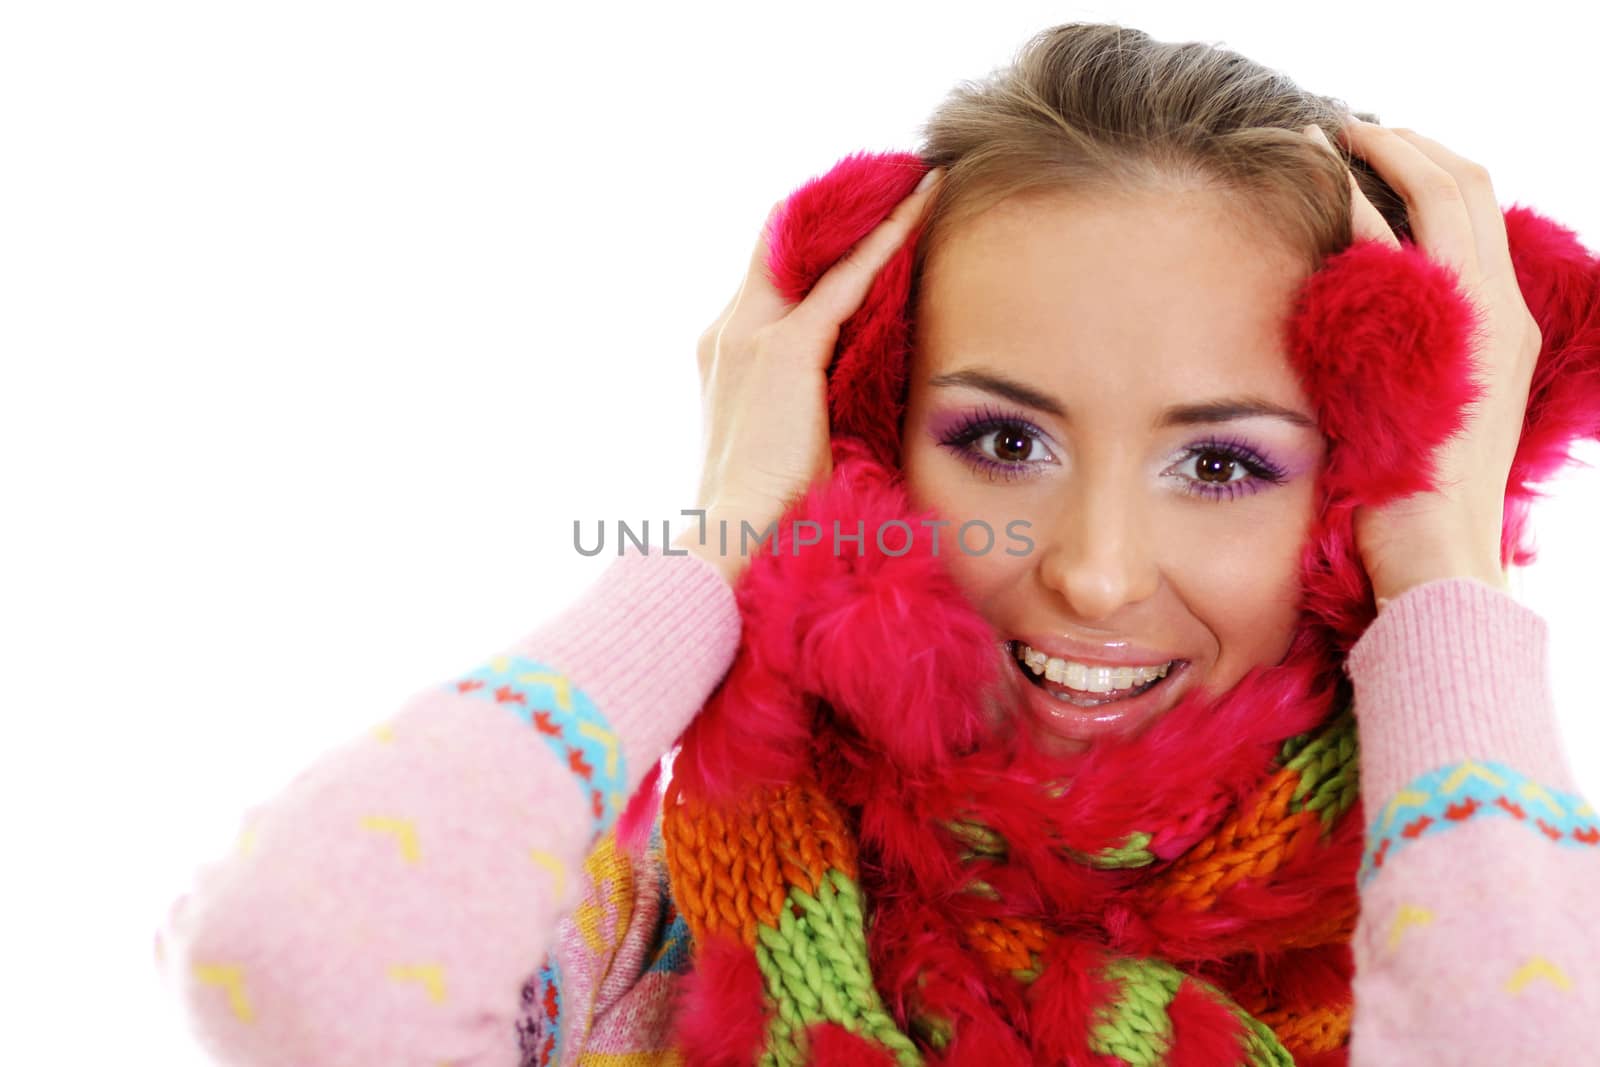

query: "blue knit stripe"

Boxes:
[1360, 759, 1597, 885]
[444, 655, 628, 835]
[516, 954, 563, 1067]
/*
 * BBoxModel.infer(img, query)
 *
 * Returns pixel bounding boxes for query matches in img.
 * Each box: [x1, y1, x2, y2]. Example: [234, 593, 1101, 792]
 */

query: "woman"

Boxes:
[156, 22, 1600, 1066]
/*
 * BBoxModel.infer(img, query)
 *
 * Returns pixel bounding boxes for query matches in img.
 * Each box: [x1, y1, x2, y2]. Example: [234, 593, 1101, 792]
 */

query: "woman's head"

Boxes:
[899, 23, 1402, 758]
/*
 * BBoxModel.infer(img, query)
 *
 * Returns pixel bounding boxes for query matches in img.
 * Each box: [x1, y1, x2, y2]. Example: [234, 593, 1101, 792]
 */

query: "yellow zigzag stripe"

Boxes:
[573, 834, 631, 953]
[518, 671, 572, 713]
[1441, 760, 1504, 795]
[530, 848, 567, 899]
[1386, 903, 1434, 952]
[360, 816, 421, 864]
[1580, 803, 1596, 819]
[578, 720, 619, 778]
[574, 896, 612, 953]
[1519, 781, 1565, 818]
[577, 1052, 687, 1065]
[193, 962, 255, 1023]
[605, 858, 633, 911]
[389, 963, 448, 1003]
[1505, 956, 1572, 995]
[1381, 790, 1431, 834]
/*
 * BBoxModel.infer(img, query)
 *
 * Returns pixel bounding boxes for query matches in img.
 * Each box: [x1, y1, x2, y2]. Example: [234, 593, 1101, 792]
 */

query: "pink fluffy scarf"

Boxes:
[640, 151, 1600, 1066]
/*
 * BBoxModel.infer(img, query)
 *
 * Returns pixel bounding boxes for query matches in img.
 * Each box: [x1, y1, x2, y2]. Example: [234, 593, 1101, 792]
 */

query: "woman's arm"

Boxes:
[154, 543, 741, 1066]
[1344, 577, 1600, 1064]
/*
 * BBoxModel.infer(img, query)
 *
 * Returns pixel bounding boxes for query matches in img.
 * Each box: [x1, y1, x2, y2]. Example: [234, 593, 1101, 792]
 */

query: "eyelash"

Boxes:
[935, 405, 1290, 501]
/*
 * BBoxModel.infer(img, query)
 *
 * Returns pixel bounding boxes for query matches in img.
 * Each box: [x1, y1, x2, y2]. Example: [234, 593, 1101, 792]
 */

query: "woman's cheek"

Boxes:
[1177, 506, 1313, 672]
[935, 492, 1038, 605]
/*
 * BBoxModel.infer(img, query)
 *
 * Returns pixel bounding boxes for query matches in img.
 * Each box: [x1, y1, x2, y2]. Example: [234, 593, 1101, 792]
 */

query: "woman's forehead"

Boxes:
[914, 192, 1314, 410]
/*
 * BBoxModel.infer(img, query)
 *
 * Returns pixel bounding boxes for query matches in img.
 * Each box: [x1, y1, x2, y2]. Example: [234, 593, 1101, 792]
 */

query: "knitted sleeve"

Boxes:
[1342, 577, 1600, 1063]
[153, 543, 741, 1066]
[516, 820, 693, 1065]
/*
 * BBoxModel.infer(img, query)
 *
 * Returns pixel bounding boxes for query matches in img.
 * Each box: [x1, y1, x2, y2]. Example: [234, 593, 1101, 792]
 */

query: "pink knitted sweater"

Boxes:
[155, 544, 1600, 1065]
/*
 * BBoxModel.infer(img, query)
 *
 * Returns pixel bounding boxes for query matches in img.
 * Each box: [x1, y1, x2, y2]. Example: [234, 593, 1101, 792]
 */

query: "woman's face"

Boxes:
[901, 186, 1328, 759]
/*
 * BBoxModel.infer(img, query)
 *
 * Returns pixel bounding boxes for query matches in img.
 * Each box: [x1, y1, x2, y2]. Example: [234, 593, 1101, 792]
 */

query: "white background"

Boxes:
[4, 1, 1596, 1061]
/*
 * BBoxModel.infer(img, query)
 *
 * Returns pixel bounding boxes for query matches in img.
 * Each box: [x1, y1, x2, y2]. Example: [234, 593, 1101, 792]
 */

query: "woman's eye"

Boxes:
[938, 413, 1286, 499]
[1171, 443, 1288, 501]
[977, 426, 1045, 465]
[936, 416, 1055, 483]
[1184, 448, 1250, 485]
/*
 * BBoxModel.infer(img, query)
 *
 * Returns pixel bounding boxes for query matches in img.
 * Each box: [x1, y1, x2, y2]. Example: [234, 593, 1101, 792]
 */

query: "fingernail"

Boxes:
[1304, 124, 1332, 146]
[916, 167, 944, 194]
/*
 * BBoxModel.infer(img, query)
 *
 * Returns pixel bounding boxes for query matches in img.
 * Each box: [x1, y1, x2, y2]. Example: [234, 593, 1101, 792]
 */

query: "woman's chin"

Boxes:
[1025, 723, 1093, 760]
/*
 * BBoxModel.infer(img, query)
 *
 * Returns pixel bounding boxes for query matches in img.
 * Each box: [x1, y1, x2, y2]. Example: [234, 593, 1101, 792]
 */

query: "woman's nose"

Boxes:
[1033, 482, 1161, 623]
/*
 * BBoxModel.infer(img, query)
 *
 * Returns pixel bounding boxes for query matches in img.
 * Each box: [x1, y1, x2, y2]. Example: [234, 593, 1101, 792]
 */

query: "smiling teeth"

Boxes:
[1013, 642, 1172, 694]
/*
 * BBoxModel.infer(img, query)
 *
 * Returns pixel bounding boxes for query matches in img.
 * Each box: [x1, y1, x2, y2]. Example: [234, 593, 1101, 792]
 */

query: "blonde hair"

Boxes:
[911, 21, 1408, 284]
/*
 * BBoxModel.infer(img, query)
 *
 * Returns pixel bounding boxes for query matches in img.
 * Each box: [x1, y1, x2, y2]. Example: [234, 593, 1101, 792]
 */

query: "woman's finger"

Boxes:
[1384, 127, 1518, 290]
[700, 199, 789, 373]
[1305, 124, 1398, 249]
[1338, 118, 1480, 279]
[724, 198, 797, 327]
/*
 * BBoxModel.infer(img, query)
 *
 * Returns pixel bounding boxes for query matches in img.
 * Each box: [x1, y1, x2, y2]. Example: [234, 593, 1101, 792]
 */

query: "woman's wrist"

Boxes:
[1372, 564, 1511, 613]
[671, 509, 757, 588]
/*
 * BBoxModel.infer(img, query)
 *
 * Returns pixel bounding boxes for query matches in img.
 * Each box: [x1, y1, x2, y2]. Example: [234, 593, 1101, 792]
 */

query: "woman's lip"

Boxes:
[1010, 650, 1192, 749]
[1011, 632, 1181, 669]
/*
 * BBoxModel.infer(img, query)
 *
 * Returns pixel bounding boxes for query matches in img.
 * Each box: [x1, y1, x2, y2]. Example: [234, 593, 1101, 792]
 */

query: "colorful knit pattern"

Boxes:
[953, 708, 1361, 1062]
[660, 706, 1363, 1065]
[516, 956, 563, 1067]
[661, 780, 921, 1066]
[1087, 957, 1291, 1067]
[1360, 758, 1599, 885]
[1143, 707, 1360, 912]
[518, 821, 693, 1067]
[446, 654, 627, 834]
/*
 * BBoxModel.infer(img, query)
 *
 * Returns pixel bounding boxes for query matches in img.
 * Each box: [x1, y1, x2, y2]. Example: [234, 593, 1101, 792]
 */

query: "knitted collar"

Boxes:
[641, 152, 1600, 1066]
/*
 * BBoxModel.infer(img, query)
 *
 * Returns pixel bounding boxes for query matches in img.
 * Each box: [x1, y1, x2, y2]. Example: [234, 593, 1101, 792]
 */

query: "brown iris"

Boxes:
[993, 429, 1031, 463]
[1194, 451, 1237, 484]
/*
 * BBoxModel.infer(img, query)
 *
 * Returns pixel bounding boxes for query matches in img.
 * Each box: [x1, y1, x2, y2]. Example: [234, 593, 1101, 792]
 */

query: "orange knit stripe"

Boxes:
[1276, 899, 1359, 949]
[661, 776, 858, 949]
[1264, 1005, 1351, 1056]
[1142, 764, 1326, 910]
[964, 915, 1052, 975]
[1229, 978, 1352, 1057]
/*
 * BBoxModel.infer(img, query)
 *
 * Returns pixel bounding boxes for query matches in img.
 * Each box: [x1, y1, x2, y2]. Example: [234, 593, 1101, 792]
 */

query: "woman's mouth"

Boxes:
[1004, 639, 1191, 749]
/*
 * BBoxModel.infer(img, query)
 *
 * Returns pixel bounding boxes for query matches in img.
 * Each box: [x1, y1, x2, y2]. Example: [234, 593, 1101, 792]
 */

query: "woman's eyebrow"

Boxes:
[926, 368, 1317, 430]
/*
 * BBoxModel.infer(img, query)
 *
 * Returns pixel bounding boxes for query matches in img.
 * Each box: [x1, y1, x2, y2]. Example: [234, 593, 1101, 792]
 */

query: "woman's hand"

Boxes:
[674, 167, 945, 587]
[1305, 120, 1542, 608]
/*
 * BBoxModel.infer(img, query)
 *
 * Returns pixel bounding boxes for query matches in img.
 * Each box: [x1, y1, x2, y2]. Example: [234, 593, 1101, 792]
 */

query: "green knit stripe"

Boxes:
[1011, 951, 1045, 983]
[949, 817, 1156, 870]
[945, 818, 1007, 859]
[909, 1011, 952, 1052]
[1087, 956, 1183, 1065]
[1233, 1007, 1296, 1067]
[961, 877, 1001, 900]
[1178, 970, 1296, 1067]
[752, 867, 923, 1067]
[1068, 830, 1156, 869]
[1087, 958, 1298, 1067]
[1279, 706, 1359, 831]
